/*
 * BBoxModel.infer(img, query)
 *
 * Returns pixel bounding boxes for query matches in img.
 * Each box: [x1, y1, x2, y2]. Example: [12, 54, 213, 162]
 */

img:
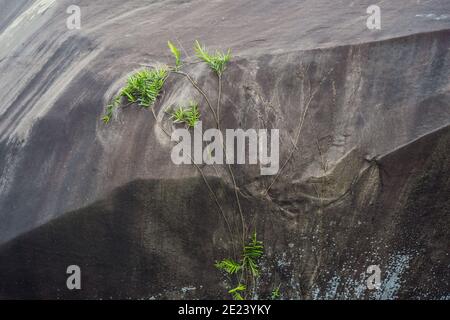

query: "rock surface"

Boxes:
[0, 0, 449, 299]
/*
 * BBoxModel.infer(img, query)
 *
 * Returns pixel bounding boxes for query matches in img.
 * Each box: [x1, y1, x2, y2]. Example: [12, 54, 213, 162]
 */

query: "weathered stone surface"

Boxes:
[0, 0, 449, 299]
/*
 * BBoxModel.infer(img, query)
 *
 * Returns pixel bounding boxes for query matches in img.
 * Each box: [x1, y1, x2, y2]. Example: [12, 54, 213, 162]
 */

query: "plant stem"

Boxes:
[215, 72, 246, 248]
[263, 85, 317, 196]
[227, 163, 246, 248]
[172, 70, 219, 128]
[217, 74, 222, 128]
[175, 67, 246, 249]
[150, 106, 237, 257]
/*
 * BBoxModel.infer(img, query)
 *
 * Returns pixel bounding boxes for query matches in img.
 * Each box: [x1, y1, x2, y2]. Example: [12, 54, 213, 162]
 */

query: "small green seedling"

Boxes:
[194, 40, 231, 76]
[215, 231, 264, 300]
[168, 41, 182, 69]
[102, 96, 121, 124]
[122, 67, 168, 108]
[271, 285, 281, 300]
[170, 101, 201, 128]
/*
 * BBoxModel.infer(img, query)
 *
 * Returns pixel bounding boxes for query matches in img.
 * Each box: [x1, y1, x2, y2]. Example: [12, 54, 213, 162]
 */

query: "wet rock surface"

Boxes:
[0, 0, 449, 299]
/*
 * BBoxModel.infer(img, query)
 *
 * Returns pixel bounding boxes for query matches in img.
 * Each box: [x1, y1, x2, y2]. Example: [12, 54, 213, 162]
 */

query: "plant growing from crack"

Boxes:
[102, 40, 266, 300]
[101, 40, 372, 300]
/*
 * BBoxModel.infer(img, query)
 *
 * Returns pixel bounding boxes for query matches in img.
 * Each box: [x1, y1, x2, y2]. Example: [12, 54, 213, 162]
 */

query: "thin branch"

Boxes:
[150, 105, 237, 256]
[264, 68, 333, 196]
[173, 66, 246, 248]
[263, 91, 315, 196]
[217, 74, 222, 128]
[172, 70, 220, 128]
[227, 163, 246, 247]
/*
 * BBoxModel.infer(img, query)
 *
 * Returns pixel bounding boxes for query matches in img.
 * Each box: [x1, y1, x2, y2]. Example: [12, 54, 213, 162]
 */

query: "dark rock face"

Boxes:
[0, 178, 234, 299]
[0, 0, 449, 299]
[0, 127, 448, 299]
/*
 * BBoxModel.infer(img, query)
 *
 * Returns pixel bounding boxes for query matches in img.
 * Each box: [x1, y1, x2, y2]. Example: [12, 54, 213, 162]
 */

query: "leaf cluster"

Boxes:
[170, 101, 201, 128]
[194, 40, 231, 76]
[215, 231, 264, 300]
[102, 67, 168, 123]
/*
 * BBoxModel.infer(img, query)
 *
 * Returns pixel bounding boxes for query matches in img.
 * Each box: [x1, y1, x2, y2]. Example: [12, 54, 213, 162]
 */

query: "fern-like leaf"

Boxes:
[215, 259, 242, 274]
[243, 231, 264, 277]
[228, 283, 246, 300]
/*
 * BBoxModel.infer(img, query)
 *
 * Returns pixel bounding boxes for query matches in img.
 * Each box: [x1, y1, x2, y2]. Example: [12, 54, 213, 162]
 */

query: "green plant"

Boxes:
[194, 40, 231, 76]
[186, 103, 200, 128]
[271, 285, 281, 300]
[102, 41, 276, 301]
[170, 106, 188, 124]
[169, 101, 200, 128]
[102, 96, 121, 124]
[228, 284, 246, 301]
[243, 231, 264, 277]
[122, 67, 168, 108]
[102, 67, 168, 123]
[215, 231, 264, 300]
[192, 41, 243, 251]
[215, 259, 242, 274]
[168, 41, 182, 69]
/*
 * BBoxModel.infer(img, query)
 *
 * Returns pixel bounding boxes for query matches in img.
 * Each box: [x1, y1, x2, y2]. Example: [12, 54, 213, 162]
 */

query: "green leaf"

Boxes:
[242, 231, 264, 277]
[231, 292, 244, 300]
[101, 115, 110, 124]
[102, 67, 168, 123]
[271, 285, 281, 300]
[228, 283, 246, 293]
[228, 283, 246, 300]
[215, 259, 242, 274]
[194, 40, 231, 76]
[121, 89, 136, 102]
[168, 40, 182, 68]
[169, 101, 200, 128]
[186, 102, 200, 128]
